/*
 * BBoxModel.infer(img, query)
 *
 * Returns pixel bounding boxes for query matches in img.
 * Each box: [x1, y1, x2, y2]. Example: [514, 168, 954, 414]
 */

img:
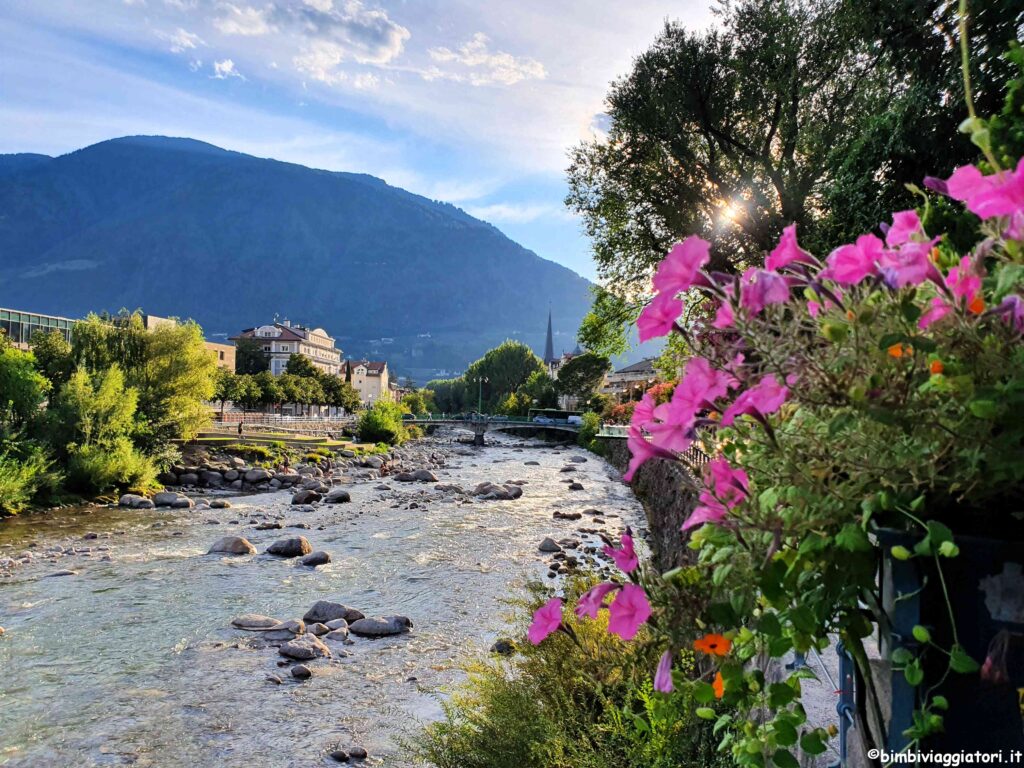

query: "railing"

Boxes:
[214, 412, 356, 424]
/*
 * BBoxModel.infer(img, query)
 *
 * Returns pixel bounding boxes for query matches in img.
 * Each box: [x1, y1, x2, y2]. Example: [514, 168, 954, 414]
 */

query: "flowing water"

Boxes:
[0, 434, 644, 767]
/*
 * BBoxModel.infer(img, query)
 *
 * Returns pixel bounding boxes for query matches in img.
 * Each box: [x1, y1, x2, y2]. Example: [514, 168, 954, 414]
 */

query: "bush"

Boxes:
[577, 412, 602, 450]
[406, 424, 424, 440]
[0, 445, 60, 515]
[357, 400, 407, 445]
[223, 442, 277, 462]
[65, 438, 158, 494]
[414, 580, 728, 768]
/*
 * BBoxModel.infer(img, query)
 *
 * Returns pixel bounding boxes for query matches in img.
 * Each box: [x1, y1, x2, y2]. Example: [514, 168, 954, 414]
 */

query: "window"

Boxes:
[219, 351, 225, 360]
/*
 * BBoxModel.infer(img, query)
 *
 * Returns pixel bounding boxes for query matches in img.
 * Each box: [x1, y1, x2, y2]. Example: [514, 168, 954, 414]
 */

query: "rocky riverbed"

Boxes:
[0, 432, 645, 767]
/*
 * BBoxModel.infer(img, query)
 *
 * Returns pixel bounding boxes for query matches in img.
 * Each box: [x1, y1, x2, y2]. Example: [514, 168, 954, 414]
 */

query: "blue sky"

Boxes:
[0, 0, 714, 280]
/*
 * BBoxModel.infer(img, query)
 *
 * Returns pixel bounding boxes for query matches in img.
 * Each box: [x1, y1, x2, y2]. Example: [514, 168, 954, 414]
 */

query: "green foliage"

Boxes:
[285, 352, 320, 378]
[234, 336, 269, 374]
[464, 340, 547, 411]
[415, 581, 729, 768]
[222, 442, 277, 462]
[0, 444, 60, 515]
[519, 370, 558, 410]
[556, 353, 612, 400]
[357, 399, 407, 445]
[401, 390, 428, 416]
[577, 411, 603, 451]
[425, 377, 468, 413]
[0, 344, 49, 432]
[29, 329, 74, 387]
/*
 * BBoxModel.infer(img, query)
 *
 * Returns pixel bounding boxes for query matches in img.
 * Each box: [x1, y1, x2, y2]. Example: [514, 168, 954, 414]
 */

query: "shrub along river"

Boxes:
[0, 432, 645, 767]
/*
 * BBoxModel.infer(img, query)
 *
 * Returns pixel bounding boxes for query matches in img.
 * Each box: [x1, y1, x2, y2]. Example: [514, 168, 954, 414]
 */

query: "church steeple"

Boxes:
[544, 309, 556, 365]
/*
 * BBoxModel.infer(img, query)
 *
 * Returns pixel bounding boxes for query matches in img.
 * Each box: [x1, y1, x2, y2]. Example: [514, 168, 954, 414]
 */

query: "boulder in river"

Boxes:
[324, 627, 350, 642]
[348, 615, 413, 638]
[178, 473, 199, 486]
[324, 488, 351, 504]
[153, 491, 185, 507]
[290, 664, 312, 680]
[538, 537, 562, 553]
[244, 468, 272, 483]
[266, 537, 312, 558]
[569, 482, 585, 491]
[291, 489, 322, 505]
[208, 536, 257, 555]
[300, 551, 331, 567]
[325, 618, 349, 630]
[210, 499, 232, 509]
[303, 600, 364, 624]
[279, 634, 331, 660]
[231, 614, 280, 630]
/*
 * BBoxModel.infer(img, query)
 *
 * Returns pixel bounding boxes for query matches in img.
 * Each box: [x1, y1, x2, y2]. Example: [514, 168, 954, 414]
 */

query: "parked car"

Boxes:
[533, 415, 555, 425]
[489, 415, 509, 422]
[566, 415, 583, 425]
[401, 413, 415, 420]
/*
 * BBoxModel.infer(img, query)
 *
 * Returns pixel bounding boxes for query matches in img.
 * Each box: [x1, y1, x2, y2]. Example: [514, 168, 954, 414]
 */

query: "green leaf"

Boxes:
[788, 605, 817, 634]
[891, 647, 913, 665]
[712, 563, 734, 587]
[774, 720, 798, 747]
[950, 645, 980, 674]
[768, 682, 797, 708]
[772, 748, 800, 768]
[938, 540, 960, 558]
[969, 399, 998, 419]
[758, 612, 782, 637]
[904, 659, 924, 686]
[931, 695, 949, 710]
[879, 332, 908, 350]
[714, 713, 732, 734]
[800, 731, 827, 755]
[836, 523, 872, 553]
[696, 707, 716, 720]
[693, 681, 716, 703]
[912, 625, 931, 644]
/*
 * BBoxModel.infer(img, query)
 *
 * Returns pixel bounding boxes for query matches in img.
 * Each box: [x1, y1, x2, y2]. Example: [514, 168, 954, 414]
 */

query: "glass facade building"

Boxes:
[0, 307, 77, 347]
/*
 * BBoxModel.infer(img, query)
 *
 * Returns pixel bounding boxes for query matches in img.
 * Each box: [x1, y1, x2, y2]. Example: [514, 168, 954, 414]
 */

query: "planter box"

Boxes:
[877, 528, 1024, 752]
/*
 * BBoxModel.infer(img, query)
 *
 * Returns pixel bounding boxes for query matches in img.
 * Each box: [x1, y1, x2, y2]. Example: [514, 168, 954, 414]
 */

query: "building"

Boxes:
[0, 307, 77, 350]
[602, 358, 657, 401]
[543, 309, 558, 375]
[346, 359, 390, 404]
[232, 320, 342, 377]
[205, 341, 236, 371]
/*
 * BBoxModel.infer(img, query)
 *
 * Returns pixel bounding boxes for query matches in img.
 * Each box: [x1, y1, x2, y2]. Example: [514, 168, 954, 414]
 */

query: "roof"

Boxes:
[613, 358, 657, 375]
[348, 360, 388, 374]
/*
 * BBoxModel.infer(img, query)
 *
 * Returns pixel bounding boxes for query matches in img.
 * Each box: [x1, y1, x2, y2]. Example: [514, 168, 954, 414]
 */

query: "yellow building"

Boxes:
[205, 341, 235, 371]
[346, 360, 390, 404]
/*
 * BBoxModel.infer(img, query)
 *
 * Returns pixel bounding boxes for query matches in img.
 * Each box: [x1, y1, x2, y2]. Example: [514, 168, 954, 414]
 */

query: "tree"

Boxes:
[213, 368, 242, 418]
[357, 399, 406, 445]
[0, 344, 49, 433]
[463, 340, 546, 410]
[401, 390, 427, 416]
[321, 376, 361, 413]
[556, 353, 612, 401]
[285, 353, 319, 378]
[235, 337, 269, 374]
[425, 378, 469, 413]
[566, 0, 1024, 350]
[519, 370, 559, 411]
[253, 370, 282, 411]
[29, 329, 74, 387]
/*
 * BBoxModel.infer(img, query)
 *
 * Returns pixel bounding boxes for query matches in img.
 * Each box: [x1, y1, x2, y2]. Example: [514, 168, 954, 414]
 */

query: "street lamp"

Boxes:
[471, 376, 489, 415]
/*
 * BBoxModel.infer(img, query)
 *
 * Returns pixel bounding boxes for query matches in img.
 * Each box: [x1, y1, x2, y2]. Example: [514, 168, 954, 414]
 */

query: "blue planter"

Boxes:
[877, 528, 1024, 752]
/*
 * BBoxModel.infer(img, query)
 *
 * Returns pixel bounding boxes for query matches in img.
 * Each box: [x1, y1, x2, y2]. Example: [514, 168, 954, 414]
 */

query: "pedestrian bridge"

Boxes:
[406, 415, 580, 445]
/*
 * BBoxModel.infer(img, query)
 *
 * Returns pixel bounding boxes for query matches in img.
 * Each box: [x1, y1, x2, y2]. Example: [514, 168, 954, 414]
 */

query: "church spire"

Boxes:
[544, 309, 555, 365]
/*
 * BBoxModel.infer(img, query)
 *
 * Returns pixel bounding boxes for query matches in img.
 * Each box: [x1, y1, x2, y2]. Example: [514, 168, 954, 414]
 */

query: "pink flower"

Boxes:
[706, 456, 749, 507]
[947, 159, 1024, 219]
[646, 408, 696, 454]
[682, 492, 730, 530]
[918, 297, 953, 329]
[527, 598, 563, 645]
[654, 235, 711, 295]
[740, 269, 790, 315]
[630, 392, 657, 430]
[623, 425, 658, 482]
[712, 301, 735, 329]
[766, 224, 810, 271]
[884, 210, 923, 247]
[946, 256, 982, 300]
[824, 234, 884, 285]
[721, 375, 789, 426]
[607, 584, 652, 641]
[878, 239, 941, 289]
[637, 292, 683, 342]
[654, 650, 674, 693]
[668, 357, 734, 423]
[604, 532, 639, 573]
[575, 582, 619, 619]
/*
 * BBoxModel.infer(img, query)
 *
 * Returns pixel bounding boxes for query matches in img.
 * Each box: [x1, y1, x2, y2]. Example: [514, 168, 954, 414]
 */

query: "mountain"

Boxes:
[0, 136, 592, 377]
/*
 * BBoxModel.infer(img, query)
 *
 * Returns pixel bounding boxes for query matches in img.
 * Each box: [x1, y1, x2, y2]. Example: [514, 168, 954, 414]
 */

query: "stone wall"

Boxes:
[598, 436, 699, 572]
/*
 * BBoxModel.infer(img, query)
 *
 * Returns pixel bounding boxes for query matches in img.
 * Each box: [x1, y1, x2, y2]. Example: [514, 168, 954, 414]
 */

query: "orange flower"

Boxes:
[930, 360, 944, 375]
[930, 247, 942, 263]
[713, 671, 724, 699]
[693, 633, 732, 656]
[887, 343, 910, 358]
[846, 309, 856, 321]
[708, 410, 721, 421]
[968, 294, 985, 315]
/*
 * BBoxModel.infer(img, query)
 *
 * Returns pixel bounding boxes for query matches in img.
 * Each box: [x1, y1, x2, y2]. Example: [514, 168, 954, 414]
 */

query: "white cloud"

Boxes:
[466, 202, 563, 223]
[158, 27, 204, 53]
[428, 33, 545, 86]
[303, 0, 333, 10]
[212, 58, 244, 79]
[189, 58, 203, 71]
[214, 4, 273, 36]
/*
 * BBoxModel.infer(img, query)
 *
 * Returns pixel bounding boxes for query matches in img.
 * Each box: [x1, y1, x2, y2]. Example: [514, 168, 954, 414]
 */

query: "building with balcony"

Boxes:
[602, 358, 657, 401]
[231, 321, 341, 377]
[346, 359, 390, 404]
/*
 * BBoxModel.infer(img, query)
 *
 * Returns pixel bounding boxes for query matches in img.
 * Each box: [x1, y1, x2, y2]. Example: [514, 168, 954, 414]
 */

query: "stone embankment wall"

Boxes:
[598, 437, 699, 571]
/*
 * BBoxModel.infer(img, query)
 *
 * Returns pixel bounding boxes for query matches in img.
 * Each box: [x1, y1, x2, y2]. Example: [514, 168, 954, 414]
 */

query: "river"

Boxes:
[0, 433, 644, 767]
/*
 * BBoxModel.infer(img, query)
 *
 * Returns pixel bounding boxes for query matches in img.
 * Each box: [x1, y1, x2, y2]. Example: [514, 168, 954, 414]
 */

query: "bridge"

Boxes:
[406, 415, 580, 445]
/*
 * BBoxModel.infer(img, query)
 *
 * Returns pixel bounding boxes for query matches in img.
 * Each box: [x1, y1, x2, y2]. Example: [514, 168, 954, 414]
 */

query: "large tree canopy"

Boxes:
[568, 0, 1024, 352]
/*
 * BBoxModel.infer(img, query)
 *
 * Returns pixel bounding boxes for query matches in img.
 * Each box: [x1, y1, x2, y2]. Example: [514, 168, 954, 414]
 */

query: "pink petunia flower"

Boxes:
[997, 295, 1024, 332]
[807, 300, 822, 318]
[884, 210, 923, 247]
[607, 584, 652, 641]
[653, 235, 711, 295]
[712, 300, 735, 329]
[706, 456, 750, 507]
[824, 234, 884, 285]
[527, 598, 563, 645]
[740, 269, 790, 315]
[946, 159, 1024, 219]
[918, 297, 953, 329]
[946, 256, 982, 300]
[630, 392, 658, 430]
[721, 375, 789, 426]
[623, 425, 659, 482]
[637, 292, 683, 342]
[682, 491, 729, 530]
[667, 357, 735, 423]
[877, 239, 941, 289]
[766, 224, 812, 271]
[654, 650, 675, 693]
[575, 582, 619, 620]
[604, 532, 639, 574]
